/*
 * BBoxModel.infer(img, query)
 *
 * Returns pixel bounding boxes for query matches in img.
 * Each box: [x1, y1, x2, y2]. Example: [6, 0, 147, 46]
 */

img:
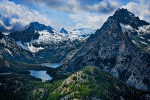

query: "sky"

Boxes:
[0, 0, 150, 32]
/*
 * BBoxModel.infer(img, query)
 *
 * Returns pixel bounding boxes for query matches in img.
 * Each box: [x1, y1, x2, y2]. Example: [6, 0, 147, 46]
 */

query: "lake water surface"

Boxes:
[29, 70, 52, 82]
[29, 63, 60, 82]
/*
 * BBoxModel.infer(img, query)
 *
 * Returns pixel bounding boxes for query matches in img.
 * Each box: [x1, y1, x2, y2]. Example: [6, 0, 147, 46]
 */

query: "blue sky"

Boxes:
[0, 0, 149, 32]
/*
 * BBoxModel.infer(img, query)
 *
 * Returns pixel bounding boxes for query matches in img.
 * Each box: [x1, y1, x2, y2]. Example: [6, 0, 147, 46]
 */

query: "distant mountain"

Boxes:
[70, 28, 96, 39]
[8, 22, 96, 53]
[4, 22, 95, 63]
[60, 28, 68, 34]
[8, 22, 54, 43]
[58, 8, 150, 91]
[29, 22, 54, 33]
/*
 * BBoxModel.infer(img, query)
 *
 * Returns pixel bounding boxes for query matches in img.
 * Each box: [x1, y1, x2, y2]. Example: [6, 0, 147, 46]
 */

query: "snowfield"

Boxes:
[16, 28, 96, 53]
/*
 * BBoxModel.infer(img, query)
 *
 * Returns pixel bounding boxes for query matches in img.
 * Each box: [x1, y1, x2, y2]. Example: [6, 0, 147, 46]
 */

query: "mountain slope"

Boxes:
[0, 31, 35, 63]
[6, 22, 96, 63]
[49, 66, 149, 100]
[8, 22, 96, 53]
[8, 22, 54, 43]
[58, 8, 150, 91]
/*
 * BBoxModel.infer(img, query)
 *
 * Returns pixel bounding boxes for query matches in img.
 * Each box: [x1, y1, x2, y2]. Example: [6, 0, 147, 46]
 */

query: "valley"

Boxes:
[0, 7, 150, 100]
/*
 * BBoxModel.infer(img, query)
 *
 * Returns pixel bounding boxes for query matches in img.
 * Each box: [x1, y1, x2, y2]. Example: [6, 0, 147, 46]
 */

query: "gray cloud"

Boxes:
[80, 0, 120, 13]
[28, 0, 120, 14]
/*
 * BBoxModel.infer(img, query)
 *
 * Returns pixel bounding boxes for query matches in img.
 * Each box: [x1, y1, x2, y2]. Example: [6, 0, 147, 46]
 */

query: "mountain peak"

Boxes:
[59, 8, 150, 91]
[27, 22, 54, 33]
[60, 28, 68, 34]
[115, 8, 131, 15]
[29, 22, 40, 26]
[113, 8, 149, 29]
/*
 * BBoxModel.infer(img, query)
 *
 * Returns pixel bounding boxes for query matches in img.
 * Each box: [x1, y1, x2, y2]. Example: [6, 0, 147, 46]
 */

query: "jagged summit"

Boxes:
[27, 22, 54, 33]
[59, 8, 150, 91]
[113, 8, 149, 29]
[89, 8, 150, 42]
[60, 28, 68, 34]
[8, 22, 55, 43]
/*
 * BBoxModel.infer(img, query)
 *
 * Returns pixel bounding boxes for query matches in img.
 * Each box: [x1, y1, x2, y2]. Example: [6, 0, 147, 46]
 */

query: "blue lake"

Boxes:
[29, 70, 52, 82]
[29, 63, 60, 82]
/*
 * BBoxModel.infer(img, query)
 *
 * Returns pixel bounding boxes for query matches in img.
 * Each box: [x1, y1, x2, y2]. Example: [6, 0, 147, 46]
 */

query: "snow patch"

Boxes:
[35, 30, 64, 43]
[16, 28, 96, 53]
[131, 40, 136, 44]
[68, 28, 96, 41]
[16, 41, 28, 50]
[139, 36, 145, 39]
[27, 43, 44, 53]
[120, 23, 150, 34]
[17, 41, 44, 53]
[5, 48, 13, 56]
[139, 26, 147, 32]
[31, 28, 96, 44]
[138, 25, 150, 33]
[140, 41, 147, 45]
[120, 23, 133, 33]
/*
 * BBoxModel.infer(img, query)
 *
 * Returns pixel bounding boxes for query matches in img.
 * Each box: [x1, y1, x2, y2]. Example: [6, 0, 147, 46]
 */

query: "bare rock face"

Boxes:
[0, 31, 35, 63]
[59, 8, 150, 91]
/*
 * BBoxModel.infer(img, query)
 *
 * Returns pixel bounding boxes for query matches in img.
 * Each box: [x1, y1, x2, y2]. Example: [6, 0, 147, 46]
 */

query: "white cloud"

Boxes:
[69, 12, 110, 29]
[0, 0, 51, 32]
[122, 0, 150, 22]
[1, 0, 149, 32]
[0, 0, 120, 30]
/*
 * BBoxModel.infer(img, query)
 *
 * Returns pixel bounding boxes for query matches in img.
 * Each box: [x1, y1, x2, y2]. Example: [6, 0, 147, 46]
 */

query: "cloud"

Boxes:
[3, 0, 149, 32]
[4, 0, 120, 30]
[67, 0, 119, 29]
[0, 0, 51, 32]
[69, 0, 150, 29]
[30, 0, 120, 14]
[80, 0, 120, 14]
[69, 13, 109, 29]
[122, 0, 150, 22]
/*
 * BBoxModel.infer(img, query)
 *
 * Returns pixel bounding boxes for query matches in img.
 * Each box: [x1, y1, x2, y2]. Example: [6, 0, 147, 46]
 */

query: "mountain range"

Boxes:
[57, 8, 150, 91]
[0, 8, 150, 100]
